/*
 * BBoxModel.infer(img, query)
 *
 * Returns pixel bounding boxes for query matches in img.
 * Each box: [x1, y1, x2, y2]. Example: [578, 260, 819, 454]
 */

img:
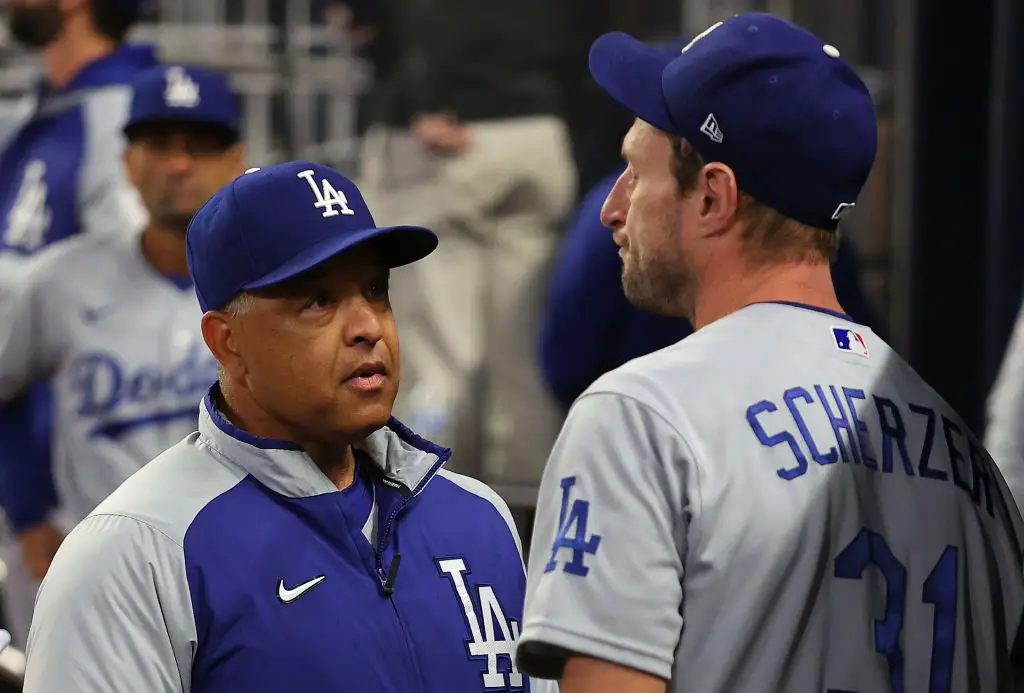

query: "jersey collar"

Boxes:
[197, 384, 450, 499]
[34, 43, 159, 103]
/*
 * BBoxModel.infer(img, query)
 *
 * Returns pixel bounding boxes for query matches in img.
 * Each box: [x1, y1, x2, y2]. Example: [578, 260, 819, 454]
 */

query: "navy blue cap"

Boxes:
[124, 65, 241, 140]
[589, 13, 877, 230]
[186, 161, 438, 312]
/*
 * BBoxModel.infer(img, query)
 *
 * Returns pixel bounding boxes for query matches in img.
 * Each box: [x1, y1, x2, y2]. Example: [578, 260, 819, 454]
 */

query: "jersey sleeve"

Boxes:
[517, 390, 691, 681]
[985, 297, 1024, 511]
[77, 88, 148, 239]
[0, 254, 65, 400]
[24, 513, 195, 693]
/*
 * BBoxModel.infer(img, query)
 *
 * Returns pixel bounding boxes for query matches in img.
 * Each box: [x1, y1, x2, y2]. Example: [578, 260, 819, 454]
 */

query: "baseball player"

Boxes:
[0, 63, 244, 638]
[24, 160, 549, 693]
[0, 0, 156, 645]
[517, 13, 1024, 693]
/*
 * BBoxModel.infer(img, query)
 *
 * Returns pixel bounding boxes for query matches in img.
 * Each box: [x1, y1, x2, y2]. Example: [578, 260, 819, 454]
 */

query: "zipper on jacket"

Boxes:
[373, 450, 450, 693]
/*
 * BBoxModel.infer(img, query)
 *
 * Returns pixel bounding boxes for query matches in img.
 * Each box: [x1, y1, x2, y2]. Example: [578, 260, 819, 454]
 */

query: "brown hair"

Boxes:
[667, 135, 840, 264]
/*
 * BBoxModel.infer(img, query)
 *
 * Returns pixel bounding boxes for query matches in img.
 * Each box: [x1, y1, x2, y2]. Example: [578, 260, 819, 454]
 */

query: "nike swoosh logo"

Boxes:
[277, 575, 326, 603]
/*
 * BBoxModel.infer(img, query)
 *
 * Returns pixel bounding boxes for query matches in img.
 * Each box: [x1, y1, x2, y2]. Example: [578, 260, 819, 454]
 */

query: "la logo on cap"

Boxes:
[297, 169, 356, 219]
[165, 66, 200, 108]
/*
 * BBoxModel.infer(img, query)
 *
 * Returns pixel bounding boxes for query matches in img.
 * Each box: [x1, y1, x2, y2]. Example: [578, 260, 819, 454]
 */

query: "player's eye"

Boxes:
[303, 292, 335, 311]
[365, 272, 390, 300]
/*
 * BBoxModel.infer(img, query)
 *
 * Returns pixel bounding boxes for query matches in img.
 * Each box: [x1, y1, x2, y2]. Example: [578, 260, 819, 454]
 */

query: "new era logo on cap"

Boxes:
[587, 13, 878, 231]
[832, 326, 869, 357]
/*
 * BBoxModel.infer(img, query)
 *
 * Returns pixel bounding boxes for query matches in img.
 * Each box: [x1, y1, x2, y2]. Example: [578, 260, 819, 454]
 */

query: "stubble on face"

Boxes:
[620, 175, 696, 319]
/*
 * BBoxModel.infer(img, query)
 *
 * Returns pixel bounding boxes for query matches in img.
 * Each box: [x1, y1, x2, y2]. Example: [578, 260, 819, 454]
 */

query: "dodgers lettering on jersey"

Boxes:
[519, 302, 1024, 693]
[24, 393, 549, 693]
[0, 232, 215, 532]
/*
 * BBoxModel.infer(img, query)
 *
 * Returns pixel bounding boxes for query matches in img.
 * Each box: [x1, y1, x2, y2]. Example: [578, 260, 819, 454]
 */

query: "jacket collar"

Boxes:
[197, 385, 450, 499]
[31, 43, 159, 112]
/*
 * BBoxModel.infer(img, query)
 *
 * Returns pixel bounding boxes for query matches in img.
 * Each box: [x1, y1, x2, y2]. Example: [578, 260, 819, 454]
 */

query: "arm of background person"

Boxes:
[537, 173, 628, 409]
[985, 296, 1024, 512]
[0, 254, 68, 533]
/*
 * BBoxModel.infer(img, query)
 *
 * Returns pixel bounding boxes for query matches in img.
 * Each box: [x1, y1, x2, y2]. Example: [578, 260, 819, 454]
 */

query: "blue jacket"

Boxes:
[25, 388, 548, 693]
[0, 44, 158, 531]
[539, 170, 884, 410]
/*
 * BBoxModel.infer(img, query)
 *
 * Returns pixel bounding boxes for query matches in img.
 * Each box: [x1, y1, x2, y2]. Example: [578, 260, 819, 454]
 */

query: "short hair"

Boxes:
[90, 0, 140, 43]
[222, 292, 254, 317]
[667, 134, 841, 264]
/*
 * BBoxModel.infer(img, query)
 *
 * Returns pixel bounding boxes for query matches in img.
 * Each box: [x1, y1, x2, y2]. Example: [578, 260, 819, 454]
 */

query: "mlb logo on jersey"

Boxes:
[832, 326, 869, 357]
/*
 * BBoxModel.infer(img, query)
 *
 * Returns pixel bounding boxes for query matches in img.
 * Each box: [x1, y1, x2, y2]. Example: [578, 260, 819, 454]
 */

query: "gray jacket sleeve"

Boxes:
[24, 513, 196, 693]
[77, 88, 149, 239]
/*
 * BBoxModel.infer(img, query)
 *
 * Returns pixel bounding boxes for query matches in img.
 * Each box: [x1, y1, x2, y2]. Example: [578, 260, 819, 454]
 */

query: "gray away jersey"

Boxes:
[0, 231, 216, 532]
[517, 302, 1024, 692]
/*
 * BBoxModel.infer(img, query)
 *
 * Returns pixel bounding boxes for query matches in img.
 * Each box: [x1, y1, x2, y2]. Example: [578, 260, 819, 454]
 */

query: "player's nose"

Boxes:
[600, 173, 628, 231]
[342, 298, 385, 347]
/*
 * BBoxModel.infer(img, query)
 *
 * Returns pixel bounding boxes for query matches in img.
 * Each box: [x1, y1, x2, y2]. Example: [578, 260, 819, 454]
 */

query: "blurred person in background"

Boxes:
[0, 64, 244, 644]
[330, 0, 577, 491]
[0, 0, 157, 647]
[985, 295, 1024, 512]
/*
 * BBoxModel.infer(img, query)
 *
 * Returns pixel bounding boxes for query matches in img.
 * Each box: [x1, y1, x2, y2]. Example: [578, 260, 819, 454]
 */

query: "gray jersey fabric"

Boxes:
[0, 230, 214, 532]
[519, 302, 1024, 692]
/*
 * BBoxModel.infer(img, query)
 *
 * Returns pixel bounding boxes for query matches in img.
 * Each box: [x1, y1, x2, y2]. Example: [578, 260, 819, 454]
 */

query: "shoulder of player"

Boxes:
[585, 323, 737, 403]
[79, 84, 133, 138]
[18, 233, 127, 293]
[431, 469, 525, 557]
[89, 433, 249, 549]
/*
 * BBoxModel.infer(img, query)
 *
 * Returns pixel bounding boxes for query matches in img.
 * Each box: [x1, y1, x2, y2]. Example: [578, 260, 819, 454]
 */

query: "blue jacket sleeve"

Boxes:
[0, 381, 57, 532]
[538, 174, 632, 410]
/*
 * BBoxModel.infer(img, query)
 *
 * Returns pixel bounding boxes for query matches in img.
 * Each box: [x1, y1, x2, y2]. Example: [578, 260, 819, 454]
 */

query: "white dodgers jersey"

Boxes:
[0, 231, 216, 532]
[518, 302, 1024, 692]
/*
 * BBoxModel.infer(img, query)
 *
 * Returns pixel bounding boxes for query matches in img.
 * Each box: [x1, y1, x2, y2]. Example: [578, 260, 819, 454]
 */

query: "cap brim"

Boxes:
[589, 32, 678, 133]
[124, 117, 240, 142]
[241, 224, 438, 291]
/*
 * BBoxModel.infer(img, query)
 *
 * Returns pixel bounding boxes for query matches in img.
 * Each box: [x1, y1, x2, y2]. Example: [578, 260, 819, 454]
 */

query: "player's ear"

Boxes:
[698, 162, 740, 231]
[201, 310, 247, 380]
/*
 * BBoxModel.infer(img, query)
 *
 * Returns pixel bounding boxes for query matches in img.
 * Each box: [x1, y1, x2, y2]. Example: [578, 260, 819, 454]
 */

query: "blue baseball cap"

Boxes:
[186, 161, 439, 312]
[589, 13, 877, 230]
[124, 65, 241, 142]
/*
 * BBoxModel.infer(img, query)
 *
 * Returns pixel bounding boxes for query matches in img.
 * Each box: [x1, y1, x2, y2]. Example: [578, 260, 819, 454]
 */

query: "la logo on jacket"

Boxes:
[438, 557, 523, 688]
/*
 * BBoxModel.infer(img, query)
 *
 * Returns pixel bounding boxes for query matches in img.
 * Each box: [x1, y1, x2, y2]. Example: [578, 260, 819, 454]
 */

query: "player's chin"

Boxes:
[336, 385, 396, 427]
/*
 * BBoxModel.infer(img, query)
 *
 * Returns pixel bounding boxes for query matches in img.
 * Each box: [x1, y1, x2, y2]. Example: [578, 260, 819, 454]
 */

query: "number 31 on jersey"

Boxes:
[830, 527, 958, 693]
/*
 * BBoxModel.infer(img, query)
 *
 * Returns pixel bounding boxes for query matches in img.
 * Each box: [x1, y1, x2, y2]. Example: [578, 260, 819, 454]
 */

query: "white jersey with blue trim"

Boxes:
[0, 230, 216, 533]
[519, 301, 1024, 692]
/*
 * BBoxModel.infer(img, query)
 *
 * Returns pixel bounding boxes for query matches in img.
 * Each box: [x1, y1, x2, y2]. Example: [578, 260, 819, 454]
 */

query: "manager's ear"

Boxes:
[201, 310, 246, 380]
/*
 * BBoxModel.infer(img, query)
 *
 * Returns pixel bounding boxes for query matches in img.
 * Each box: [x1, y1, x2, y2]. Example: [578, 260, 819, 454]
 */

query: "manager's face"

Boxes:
[226, 246, 400, 444]
[124, 122, 245, 235]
